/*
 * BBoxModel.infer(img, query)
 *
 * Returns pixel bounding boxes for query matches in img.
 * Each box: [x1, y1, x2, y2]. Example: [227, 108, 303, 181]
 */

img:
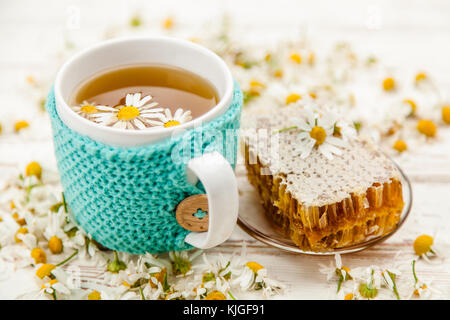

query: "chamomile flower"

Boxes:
[147, 108, 192, 128]
[72, 101, 116, 121]
[290, 106, 350, 160]
[358, 269, 379, 299]
[381, 268, 401, 300]
[319, 254, 352, 292]
[266, 83, 313, 107]
[41, 279, 71, 299]
[413, 234, 439, 263]
[43, 210, 68, 252]
[93, 93, 163, 130]
[232, 261, 284, 297]
[408, 260, 441, 299]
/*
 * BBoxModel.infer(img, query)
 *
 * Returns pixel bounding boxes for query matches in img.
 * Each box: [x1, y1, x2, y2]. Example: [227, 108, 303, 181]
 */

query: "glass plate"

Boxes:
[236, 161, 412, 255]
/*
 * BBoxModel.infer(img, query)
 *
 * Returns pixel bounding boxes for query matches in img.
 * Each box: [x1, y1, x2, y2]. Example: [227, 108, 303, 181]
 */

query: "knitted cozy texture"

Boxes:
[46, 82, 242, 254]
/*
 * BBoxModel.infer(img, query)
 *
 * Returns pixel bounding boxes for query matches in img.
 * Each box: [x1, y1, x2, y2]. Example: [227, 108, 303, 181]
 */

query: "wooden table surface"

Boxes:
[1, 0, 449, 299]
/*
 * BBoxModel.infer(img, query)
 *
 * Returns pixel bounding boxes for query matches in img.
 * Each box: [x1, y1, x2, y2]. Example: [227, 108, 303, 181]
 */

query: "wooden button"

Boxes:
[176, 194, 209, 232]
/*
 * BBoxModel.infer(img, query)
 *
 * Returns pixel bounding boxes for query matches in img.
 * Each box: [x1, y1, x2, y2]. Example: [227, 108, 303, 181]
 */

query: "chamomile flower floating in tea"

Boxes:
[148, 108, 192, 128]
[72, 101, 116, 121]
[93, 93, 163, 130]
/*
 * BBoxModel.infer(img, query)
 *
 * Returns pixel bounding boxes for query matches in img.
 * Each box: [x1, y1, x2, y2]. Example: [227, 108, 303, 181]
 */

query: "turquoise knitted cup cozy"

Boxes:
[46, 82, 242, 254]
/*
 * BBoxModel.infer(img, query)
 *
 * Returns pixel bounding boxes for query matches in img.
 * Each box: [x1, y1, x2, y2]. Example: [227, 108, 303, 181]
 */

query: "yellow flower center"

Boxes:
[383, 78, 395, 91]
[285, 93, 302, 105]
[442, 106, 450, 124]
[417, 119, 437, 138]
[31, 248, 47, 264]
[36, 264, 56, 279]
[13, 212, 26, 226]
[250, 80, 265, 88]
[246, 261, 264, 273]
[80, 105, 98, 114]
[26, 161, 42, 179]
[205, 291, 226, 300]
[393, 140, 407, 153]
[341, 266, 350, 273]
[310, 126, 327, 146]
[149, 268, 167, 288]
[163, 16, 174, 29]
[344, 293, 354, 300]
[15, 227, 28, 243]
[164, 120, 181, 128]
[117, 106, 140, 121]
[413, 235, 434, 256]
[290, 53, 302, 64]
[273, 69, 283, 78]
[26, 76, 36, 85]
[41, 279, 58, 290]
[88, 290, 102, 300]
[308, 52, 315, 65]
[48, 236, 63, 254]
[14, 120, 29, 132]
[414, 284, 427, 296]
[415, 72, 427, 83]
[404, 99, 417, 115]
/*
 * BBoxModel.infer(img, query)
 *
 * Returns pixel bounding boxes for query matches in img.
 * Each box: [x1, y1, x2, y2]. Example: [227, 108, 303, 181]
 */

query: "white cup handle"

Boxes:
[183, 151, 239, 249]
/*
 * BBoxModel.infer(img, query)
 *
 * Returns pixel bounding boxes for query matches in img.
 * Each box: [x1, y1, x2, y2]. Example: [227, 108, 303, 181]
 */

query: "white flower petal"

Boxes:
[125, 94, 133, 106]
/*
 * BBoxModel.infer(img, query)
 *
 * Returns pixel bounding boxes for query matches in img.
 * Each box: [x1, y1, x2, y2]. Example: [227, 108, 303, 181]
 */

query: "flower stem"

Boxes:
[139, 287, 146, 300]
[412, 260, 418, 285]
[62, 192, 68, 213]
[56, 250, 78, 267]
[277, 126, 298, 133]
[387, 271, 401, 300]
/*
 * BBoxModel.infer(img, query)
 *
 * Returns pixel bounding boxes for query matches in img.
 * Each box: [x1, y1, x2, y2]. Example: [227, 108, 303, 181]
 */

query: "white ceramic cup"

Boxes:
[54, 36, 238, 249]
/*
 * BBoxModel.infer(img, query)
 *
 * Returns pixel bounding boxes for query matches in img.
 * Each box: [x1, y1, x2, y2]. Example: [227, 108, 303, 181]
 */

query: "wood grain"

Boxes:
[176, 194, 209, 232]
